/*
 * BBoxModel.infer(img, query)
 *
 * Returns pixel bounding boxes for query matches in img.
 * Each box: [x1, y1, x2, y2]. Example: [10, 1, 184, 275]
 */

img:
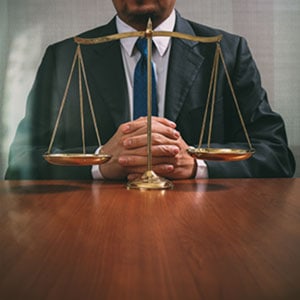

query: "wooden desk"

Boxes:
[0, 178, 300, 300]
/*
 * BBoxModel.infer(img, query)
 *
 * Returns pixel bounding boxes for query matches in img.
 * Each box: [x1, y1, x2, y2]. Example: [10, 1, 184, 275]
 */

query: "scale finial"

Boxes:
[146, 18, 153, 37]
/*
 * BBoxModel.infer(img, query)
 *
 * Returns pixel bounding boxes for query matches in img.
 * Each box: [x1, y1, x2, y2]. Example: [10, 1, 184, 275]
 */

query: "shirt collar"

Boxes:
[116, 9, 176, 57]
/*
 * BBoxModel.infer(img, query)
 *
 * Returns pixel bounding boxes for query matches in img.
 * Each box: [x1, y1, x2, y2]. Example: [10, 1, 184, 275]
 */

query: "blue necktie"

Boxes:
[133, 38, 158, 119]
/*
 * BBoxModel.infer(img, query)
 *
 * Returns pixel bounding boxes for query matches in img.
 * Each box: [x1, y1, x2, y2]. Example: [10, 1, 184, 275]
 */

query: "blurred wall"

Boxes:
[1, 0, 299, 178]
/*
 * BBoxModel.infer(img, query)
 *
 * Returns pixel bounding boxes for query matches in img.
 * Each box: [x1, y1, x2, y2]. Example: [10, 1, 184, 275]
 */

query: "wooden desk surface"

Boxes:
[0, 178, 300, 300]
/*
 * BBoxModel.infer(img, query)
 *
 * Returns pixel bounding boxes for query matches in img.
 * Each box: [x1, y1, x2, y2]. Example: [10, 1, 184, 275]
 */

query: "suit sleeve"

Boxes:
[205, 37, 295, 178]
[5, 45, 94, 179]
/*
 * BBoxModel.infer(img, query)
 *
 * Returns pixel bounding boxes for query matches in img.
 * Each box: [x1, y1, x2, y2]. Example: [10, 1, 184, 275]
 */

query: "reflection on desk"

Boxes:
[0, 178, 300, 300]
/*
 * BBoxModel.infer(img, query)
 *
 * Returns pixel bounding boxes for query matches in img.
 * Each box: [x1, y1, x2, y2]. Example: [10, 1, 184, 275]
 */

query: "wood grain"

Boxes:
[0, 179, 300, 300]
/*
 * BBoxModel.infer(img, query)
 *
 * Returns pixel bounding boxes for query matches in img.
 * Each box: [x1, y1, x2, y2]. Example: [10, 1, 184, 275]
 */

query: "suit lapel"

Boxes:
[94, 41, 130, 126]
[80, 18, 130, 128]
[165, 13, 206, 121]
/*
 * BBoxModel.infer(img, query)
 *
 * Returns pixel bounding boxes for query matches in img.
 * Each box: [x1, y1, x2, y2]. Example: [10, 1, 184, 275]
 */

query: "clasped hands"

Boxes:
[99, 117, 196, 180]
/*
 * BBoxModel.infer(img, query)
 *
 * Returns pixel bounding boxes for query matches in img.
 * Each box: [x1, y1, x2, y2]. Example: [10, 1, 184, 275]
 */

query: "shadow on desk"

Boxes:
[1, 180, 94, 194]
[5, 184, 82, 194]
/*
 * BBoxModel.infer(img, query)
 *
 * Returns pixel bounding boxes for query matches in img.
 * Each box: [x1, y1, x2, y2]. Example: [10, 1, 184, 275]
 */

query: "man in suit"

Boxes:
[5, 0, 295, 180]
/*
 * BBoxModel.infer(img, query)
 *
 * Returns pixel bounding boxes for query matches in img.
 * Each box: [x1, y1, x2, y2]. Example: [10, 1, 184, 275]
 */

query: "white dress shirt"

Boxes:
[92, 10, 207, 179]
[117, 10, 175, 118]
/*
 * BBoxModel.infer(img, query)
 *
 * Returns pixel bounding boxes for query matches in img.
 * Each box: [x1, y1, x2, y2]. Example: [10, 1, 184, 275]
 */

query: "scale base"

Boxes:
[127, 170, 173, 190]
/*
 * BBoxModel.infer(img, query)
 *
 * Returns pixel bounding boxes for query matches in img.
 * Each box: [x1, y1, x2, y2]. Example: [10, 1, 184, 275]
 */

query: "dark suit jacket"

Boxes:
[5, 12, 295, 179]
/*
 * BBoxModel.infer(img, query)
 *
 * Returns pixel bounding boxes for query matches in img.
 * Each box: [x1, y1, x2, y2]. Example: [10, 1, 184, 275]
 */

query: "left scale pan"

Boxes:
[43, 153, 111, 166]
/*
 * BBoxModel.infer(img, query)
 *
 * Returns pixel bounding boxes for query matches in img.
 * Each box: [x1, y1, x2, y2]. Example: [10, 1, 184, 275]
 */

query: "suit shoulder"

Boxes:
[48, 17, 116, 50]
[186, 19, 243, 46]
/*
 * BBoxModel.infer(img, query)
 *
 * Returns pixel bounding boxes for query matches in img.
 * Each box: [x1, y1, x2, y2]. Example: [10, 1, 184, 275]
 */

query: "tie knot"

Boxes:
[136, 38, 148, 56]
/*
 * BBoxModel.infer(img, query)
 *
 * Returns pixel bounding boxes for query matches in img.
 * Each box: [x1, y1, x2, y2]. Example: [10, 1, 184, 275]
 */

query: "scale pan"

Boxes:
[187, 147, 254, 161]
[43, 153, 111, 166]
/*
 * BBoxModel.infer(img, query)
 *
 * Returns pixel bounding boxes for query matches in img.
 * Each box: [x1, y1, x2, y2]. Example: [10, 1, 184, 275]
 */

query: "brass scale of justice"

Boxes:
[44, 19, 255, 190]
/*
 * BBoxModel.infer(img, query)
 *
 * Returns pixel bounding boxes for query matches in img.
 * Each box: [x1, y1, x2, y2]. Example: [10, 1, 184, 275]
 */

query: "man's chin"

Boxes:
[126, 13, 152, 27]
[128, 11, 159, 26]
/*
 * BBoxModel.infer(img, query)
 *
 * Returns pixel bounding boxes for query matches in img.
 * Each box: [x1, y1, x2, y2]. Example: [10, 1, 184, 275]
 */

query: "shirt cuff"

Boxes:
[194, 159, 208, 179]
[91, 146, 105, 179]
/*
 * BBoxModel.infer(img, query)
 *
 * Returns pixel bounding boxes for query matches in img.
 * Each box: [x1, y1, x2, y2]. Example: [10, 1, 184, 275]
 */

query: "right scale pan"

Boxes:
[187, 147, 255, 161]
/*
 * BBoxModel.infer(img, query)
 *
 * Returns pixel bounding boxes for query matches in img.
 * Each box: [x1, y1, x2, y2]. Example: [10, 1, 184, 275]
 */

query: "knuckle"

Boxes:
[160, 145, 172, 155]
[152, 133, 164, 144]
